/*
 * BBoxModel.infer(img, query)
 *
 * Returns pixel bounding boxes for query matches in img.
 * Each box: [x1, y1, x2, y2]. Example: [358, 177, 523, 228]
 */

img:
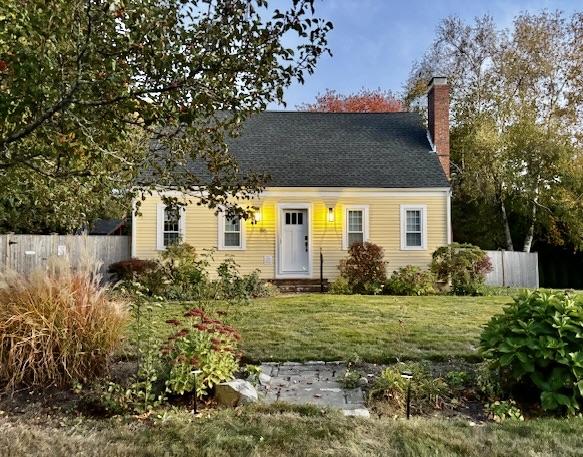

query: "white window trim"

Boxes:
[156, 203, 185, 251]
[400, 204, 427, 250]
[342, 205, 369, 250]
[218, 213, 246, 250]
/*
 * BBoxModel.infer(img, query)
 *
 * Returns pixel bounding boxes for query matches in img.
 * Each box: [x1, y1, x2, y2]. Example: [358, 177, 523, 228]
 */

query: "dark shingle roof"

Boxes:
[149, 111, 450, 189]
[90, 219, 125, 235]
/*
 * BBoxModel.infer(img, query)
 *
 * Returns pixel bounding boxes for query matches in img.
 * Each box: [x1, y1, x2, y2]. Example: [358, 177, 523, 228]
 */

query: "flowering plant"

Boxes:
[162, 308, 242, 398]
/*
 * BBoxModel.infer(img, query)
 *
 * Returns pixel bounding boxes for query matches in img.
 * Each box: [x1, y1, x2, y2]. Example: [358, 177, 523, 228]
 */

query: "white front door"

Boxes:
[280, 209, 309, 275]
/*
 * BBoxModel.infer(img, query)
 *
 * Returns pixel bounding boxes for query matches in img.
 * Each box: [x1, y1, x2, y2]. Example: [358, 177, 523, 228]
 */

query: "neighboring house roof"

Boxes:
[147, 111, 450, 189]
[90, 219, 125, 235]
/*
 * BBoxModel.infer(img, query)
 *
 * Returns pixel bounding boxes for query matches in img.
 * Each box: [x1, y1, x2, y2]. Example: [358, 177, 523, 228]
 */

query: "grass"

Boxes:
[5, 291, 583, 457]
[154, 294, 510, 363]
[1, 405, 583, 456]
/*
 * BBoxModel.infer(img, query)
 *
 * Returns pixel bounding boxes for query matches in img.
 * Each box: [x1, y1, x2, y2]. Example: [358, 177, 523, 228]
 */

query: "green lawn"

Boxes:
[239, 294, 511, 363]
[157, 294, 510, 363]
[1, 405, 583, 457]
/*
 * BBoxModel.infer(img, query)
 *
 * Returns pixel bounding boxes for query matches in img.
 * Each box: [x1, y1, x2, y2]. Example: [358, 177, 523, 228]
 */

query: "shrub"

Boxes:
[369, 362, 447, 416]
[485, 400, 524, 422]
[0, 257, 129, 390]
[385, 265, 435, 296]
[479, 290, 583, 414]
[162, 308, 241, 398]
[430, 242, 492, 295]
[213, 258, 277, 300]
[338, 242, 387, 294]
[329, 275, 352, 295]
[161, 243, 210, 300]
[107, 258, 158, 282]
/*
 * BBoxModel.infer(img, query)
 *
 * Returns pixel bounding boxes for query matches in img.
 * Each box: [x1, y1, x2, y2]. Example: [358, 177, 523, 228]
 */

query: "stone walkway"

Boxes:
[257, 362, 370, 417]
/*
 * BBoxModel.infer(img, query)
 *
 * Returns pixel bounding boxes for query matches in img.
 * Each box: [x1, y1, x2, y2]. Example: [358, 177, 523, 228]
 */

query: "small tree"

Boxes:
[430, 242, 492, 295]
[338, 242, 387, 294]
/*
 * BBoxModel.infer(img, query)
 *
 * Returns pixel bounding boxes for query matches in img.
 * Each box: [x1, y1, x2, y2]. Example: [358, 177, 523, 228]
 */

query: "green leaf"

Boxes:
[499, 353, 515, 367]
[541, 391, 558, 410]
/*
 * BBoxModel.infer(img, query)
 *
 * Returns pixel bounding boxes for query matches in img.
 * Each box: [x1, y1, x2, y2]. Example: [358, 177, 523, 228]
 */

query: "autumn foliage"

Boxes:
[298, 88, 402, 112]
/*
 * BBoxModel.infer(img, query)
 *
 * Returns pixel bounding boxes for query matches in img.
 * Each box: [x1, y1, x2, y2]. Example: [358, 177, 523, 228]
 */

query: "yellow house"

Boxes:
[132, 78, 451, 287]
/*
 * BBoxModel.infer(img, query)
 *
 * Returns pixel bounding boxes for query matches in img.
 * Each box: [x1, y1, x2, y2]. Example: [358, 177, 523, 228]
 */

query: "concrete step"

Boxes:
[272, 278, 329, 293]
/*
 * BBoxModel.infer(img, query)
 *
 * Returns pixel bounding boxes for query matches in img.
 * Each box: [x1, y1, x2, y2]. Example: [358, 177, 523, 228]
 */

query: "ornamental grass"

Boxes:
[0, 255, 129, 390]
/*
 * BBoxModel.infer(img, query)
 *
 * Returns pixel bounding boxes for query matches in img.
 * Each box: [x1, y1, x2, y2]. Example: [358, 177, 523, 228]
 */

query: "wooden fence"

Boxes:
[484, 250, 539, 289]
[0, 234, 130, 279]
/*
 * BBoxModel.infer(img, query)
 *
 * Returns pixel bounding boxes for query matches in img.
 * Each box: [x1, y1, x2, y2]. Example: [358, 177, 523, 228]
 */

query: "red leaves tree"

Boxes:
[297, 88, 402, 112]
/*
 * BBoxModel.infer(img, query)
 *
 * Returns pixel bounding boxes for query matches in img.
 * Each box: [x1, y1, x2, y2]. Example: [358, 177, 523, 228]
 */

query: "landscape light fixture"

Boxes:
[191, 369, 203, 414]
[401, 370, 413, 419]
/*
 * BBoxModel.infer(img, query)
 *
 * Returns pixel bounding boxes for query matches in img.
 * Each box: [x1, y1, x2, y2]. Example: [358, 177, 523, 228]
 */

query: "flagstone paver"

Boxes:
[258, 362, 370, 417]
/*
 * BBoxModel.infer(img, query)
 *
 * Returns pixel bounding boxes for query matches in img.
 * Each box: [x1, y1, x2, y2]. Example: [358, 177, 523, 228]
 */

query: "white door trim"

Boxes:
[276, 203, 313, 278]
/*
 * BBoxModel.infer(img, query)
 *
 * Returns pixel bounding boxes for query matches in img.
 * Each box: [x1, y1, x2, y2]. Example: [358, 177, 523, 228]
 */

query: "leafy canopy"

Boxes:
[0, 0, 332, 233]
[297, 88, 402, 112]
[406, 11, 583, 252]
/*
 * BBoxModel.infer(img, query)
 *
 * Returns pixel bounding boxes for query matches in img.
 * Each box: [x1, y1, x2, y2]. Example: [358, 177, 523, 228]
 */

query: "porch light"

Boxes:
[327, 207, 334, 223]
[252, 207, 261, 224]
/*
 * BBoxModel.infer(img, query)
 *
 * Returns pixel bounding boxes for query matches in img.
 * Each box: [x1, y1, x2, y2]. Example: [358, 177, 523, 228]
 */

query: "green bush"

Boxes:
[118, 245, 277, 302]
[430, 243, 492, 295]
[162, 308, 241, 398]
[485, 400, 524, 422]
[329, 276, 352, 294]
[0, 256, 129, 390]
[479, 290, 583, 414]
[161, 243, 210, 300]
[385, 265, 435, 296]
[338, 242, 387, 294]
[369, 362, 447, 416]
[212, 257, 278, 300]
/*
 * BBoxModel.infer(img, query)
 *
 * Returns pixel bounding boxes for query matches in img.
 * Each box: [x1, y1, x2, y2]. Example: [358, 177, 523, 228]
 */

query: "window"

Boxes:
[343, 205, 369, 250]
[218, 214, 245, 250]
[400, 205, 427, 250]
[157, 204, 184, 250]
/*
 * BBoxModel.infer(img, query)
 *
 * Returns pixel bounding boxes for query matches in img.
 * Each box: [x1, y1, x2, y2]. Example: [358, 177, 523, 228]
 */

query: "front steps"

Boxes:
[271, 278, 329, 293]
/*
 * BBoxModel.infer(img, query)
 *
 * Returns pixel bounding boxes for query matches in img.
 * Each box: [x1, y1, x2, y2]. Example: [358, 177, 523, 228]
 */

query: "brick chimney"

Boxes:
[427, 77, 450, 179]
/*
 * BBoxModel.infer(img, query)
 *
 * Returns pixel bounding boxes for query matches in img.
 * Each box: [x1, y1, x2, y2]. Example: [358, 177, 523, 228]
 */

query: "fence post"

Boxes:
[5, 232, 13, 271]
[501, 250, 506, 287]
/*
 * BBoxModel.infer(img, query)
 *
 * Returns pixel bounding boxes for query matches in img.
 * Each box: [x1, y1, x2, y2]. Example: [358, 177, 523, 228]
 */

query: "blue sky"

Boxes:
[271, 0, 581, 110]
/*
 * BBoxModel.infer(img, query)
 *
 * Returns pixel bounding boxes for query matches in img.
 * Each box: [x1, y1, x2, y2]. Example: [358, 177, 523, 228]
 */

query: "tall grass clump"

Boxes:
[0, 255, 129, 390]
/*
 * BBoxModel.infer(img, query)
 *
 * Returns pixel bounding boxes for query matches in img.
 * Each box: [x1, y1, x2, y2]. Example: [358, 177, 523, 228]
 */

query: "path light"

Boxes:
[401, 370, 413, 419]
[191, 369, 203, 414]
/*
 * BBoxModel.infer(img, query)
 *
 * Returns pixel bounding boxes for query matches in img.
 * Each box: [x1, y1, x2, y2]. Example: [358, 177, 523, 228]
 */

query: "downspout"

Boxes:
[446, 188, 452, 245]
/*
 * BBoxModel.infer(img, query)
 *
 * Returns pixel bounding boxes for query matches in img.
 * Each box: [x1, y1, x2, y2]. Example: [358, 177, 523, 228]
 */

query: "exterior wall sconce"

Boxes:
[252, 207, 261, 225]
[327, 207, 335, 223]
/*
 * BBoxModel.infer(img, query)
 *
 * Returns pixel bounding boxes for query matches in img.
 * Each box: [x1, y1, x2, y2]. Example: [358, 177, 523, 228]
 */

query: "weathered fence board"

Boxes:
[485, 250, 539, 289]
[0, 234, 130, 278]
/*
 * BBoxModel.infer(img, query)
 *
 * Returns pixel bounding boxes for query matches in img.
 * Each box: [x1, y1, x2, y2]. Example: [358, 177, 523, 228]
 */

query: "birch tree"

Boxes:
[406, 11, 583, 252]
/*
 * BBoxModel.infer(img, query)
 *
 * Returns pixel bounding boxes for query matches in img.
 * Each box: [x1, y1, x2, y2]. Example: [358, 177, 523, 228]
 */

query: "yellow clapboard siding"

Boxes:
[133, 190, 449, 279]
